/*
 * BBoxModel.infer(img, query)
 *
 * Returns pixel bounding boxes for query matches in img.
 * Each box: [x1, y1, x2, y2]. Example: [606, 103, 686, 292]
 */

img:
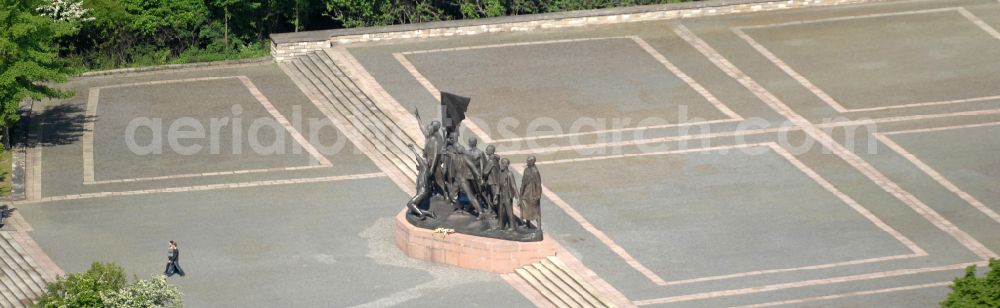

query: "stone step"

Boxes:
[314, 51, 417, 145]
[532, 262, 591, 307]
[546, 256, 616, 307]
[310, 51, 409, 137]
[515, 257, 618, 307]
[323, 48, 426, 146]
[516, 268, 572, 307]
[0, 233, 47, 294]
[290, 58, 417, 180]
[0, 277, 25, 308]
[0, 241, 42, 296]
[302, 52, 417, 166]
[283, 60, 417, 180]
[539, 259, 605, 307]
[0, 263, 30, 307]
[295, 57, 394, 149]
[523, 265, 582, 308]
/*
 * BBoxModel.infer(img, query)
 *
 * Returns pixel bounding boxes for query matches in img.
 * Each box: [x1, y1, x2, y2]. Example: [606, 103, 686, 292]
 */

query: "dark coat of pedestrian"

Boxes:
[164, 240, 185, 277]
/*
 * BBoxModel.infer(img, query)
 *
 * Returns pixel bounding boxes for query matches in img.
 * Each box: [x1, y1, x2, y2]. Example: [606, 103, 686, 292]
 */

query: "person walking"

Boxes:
[164, 240, 185, 277]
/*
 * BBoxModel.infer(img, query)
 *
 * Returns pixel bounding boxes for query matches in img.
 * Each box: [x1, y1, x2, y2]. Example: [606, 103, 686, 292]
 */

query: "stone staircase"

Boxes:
[279, 50, 419, 181]
[515, 256, 617, 307]
[0, 232, 51, 307]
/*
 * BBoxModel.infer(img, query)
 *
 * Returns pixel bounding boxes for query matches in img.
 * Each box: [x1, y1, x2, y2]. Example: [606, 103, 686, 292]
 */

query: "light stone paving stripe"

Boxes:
[628, 36, 741, 120]
[82, 89, 98, 183]
[503, 107, 1000, 156]
[730, 27, 846, 112]
[83, 76, 330, 185]
[492, 119, 740, 143]
[237, 76, 332, 166]
[28, 130, 42, 203]
[731, 281, 952, 308]
[876, 122, 1000, 225]
[88, 165, 332, 184]
[392, 53, 494, 143]
[816, 107, 1000, 129]
[531, 142, 925, 286]
[674, 23, 996, 260]
[29, 172, 385, 203]
[957, 7, 1000, 41]
[501, 126, 788, 155]
[393, 36, 743, 143]
[398, 37, 630, 55]
[733, 7, 1000, 113]
[633, 262, 982, 306]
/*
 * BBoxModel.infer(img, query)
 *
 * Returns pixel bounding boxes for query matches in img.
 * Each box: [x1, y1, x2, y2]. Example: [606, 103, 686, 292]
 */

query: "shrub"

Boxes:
[34, 262, 127, 307]
[942, 258, 1000, 307]
[34, 262, 182, 308]
[100, 275, 182, 308]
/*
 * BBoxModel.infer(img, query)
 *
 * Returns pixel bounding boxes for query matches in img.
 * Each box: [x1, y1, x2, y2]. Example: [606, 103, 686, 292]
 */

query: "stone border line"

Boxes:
[82, 76, 331, 185]
[77, 57, 272, 78]
[732, 7, 1000, 113]
[270, 0, 889, 61]
[26, 100, 44, 202]
[394, 36, 744, 144]
[634, 262, 980, 305]
[26, 172, 386, 203]
[875, 121, 1000, 225]
[499, 106, 1000, 156]
[673, 23, 996, 260]
[733, 281, 952, 308]
[529, 142, 926, 287]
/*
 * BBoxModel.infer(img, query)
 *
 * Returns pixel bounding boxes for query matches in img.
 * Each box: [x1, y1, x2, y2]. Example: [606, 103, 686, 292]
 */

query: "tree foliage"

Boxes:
[943, 258, 1000, 307]
[33, 262, 182, 308]
[34, 262, 128, 307]
[0, 0, 74, 133]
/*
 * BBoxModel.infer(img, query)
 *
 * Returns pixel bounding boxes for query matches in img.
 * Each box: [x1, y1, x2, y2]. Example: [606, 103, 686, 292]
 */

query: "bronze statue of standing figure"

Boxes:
[496, 158, 519, 231]
[519, 156, 542, 229]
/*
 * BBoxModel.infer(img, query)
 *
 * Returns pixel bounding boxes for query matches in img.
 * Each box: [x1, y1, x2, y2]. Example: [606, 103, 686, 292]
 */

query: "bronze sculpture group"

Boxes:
[405, 93, 543, 240]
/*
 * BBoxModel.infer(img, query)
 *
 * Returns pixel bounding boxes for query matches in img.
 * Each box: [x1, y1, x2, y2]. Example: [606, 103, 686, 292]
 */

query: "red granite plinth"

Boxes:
[394, 209, 557, 273]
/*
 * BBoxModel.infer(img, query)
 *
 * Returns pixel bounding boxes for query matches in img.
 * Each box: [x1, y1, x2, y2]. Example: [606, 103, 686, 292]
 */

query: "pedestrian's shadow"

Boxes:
[16, 103, 95, 148]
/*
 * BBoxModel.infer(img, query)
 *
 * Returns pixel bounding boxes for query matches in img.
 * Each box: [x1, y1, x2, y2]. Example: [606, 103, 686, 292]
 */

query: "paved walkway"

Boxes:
[8, 0, 1000, 307]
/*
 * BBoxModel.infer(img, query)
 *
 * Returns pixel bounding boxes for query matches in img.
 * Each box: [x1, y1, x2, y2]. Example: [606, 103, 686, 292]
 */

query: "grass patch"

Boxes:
[0, 150, 11, 198]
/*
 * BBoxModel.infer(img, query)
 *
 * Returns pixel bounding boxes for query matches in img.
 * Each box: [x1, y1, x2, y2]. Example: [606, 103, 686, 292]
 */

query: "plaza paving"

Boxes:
[12, 0, 1000, 306]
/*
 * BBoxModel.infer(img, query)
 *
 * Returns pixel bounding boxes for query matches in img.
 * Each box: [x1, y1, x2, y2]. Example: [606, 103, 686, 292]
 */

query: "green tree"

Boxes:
[0, 0, 74, 145]
[942, 258, 1000, 307]
[210, 0, 262, 50]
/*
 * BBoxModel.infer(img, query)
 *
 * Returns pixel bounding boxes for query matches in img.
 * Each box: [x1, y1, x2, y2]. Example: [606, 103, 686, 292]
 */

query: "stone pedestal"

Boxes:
[394, 209, 557, 273]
